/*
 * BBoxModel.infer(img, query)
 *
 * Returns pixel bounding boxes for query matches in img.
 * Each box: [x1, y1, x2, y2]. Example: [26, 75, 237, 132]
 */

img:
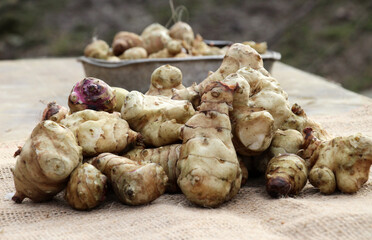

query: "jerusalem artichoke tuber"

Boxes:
[68, 77, 117, 113]
[265, 154, 308, 198]
[145, 64, 185, 97]
[12, 120, 82, 203]
[121, 91, 195, 147]
[84, 39, 110, 59]
[124, 144, 181, 193]
[177, 81, 241, 207]
[65, 163, 107, 210]
[61, 110, 140, 156]
[301, 128, 372, 194]
[112, 31, 143, 56]
[90, 153, 167, 205]
[41, 101, 68, 123]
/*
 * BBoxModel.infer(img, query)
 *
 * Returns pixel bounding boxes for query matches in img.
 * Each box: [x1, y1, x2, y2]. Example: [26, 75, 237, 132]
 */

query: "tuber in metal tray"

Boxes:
[78, 46, 281, 93]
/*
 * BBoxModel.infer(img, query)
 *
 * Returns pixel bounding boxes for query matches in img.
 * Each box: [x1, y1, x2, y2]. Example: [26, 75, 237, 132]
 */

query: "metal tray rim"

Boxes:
[78, 50, 281, 69]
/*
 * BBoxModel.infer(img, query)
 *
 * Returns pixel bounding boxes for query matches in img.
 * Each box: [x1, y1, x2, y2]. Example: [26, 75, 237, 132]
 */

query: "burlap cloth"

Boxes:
[1, 105, 372, 240]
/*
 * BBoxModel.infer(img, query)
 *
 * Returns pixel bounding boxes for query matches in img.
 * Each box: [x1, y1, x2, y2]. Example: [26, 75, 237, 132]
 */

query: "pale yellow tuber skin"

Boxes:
[148, 48, 173, 59]
[224, 72, 275, 156]
[12, 120, 82, 203]
[237, 67, 330, 140]
[112, 87, 129, 112]
[120, 47, 148, 60]
[166, 39, 183, 55]
[172, 43, 264, 106]
[177, 81, 242, 207]
[169, 21, 194, 49]
[124, 144, 181, 193]
[60, 110, 140, 156]
[65, 163, 107, 210]
[91, 153, 167, 205]
[245, 129, 304, 176]
[141, 23, 172, 54]
[112, 31, 143, 56]
[265, 154, 308, 198]
[301, 128, 372, 194]
[191, 34, 223, 56]
[121, 91, 195, 147]
[243, 41, 268, 54]
[84, 39, 110, 59]
[146, 65, 185, 97]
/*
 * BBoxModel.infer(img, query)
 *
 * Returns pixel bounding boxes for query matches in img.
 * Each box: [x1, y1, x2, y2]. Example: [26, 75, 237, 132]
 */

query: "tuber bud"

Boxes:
[11, 120, 82, 203]
[68, 77, 117, 113]
[265, 154, 308, 198]
[41, 101, 68, 122]
[65, 163, 107, 210]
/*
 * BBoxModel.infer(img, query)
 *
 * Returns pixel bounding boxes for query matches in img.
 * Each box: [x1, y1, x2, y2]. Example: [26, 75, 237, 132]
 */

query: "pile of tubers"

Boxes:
[11, 43, 372, 210]
[84, 21, 267, 61]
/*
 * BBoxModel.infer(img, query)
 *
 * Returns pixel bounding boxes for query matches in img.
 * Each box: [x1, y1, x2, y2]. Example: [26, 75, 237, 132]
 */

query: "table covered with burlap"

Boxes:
[1, 59, 372, 239]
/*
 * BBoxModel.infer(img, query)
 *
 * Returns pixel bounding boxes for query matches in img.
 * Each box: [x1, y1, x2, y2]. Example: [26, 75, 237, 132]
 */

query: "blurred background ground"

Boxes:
[0, 0, 371, 95]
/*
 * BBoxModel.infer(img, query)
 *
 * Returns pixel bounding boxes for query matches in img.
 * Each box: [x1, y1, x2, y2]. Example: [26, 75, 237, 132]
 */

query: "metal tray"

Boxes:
[78, 50, 281, 93]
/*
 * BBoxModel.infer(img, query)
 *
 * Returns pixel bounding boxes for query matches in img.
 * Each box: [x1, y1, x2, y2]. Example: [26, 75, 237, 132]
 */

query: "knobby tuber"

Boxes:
[65, 163, 107, 210]
[121, 91, 195, 147]
[177, 81, 241, 207]
[12, 120, 82, 203]
[91, 153, 167, 205]
[265, 154, 308, 198]
[124, 144, 181, 193]
[41, 101, 68, 123]
[61, 110, 140, 156]
[301, 128, 372, 194]
[68, 77, 117, 113]
[146, 64, 185, 97]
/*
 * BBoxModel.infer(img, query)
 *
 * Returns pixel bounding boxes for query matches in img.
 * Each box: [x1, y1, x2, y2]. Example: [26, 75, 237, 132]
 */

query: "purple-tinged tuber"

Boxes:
[68, 77, 117, 113]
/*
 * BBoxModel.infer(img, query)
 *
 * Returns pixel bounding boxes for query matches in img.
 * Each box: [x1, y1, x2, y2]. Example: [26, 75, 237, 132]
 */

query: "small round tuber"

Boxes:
[84, 39, 110, 59]
[65, 163, 107, 210]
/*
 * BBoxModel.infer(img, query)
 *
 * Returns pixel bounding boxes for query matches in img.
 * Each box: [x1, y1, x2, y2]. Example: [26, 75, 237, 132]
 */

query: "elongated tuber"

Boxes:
[301, 128, 372, 194]
[61, 110, 140, 156]
[265, 153, 308, 198]
[124, 144, 181, 193]
[12, 120, 82, 203]
[177, 81, 241, 207]
[65, 163, 107, 210]
[121, 91, 195, 146]
[68, 77, 117, 113]
[91, 153, 167, 205]
[146, 64, 185, 97]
